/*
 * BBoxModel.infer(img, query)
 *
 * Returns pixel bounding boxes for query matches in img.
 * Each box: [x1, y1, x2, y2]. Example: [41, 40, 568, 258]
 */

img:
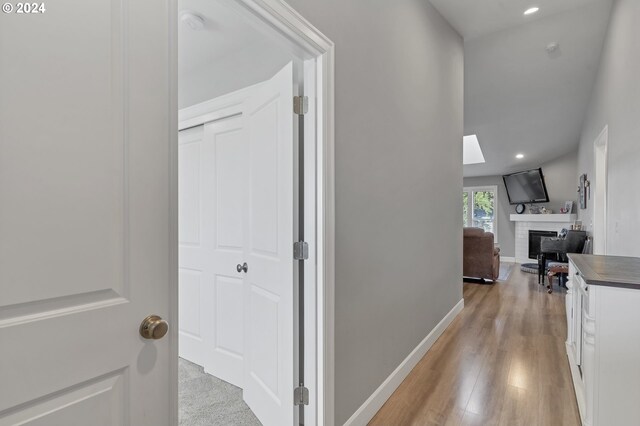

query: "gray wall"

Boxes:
[576, 0, 640, 257]
[464, 151, 578, 258]
[284, 0, 464, 424]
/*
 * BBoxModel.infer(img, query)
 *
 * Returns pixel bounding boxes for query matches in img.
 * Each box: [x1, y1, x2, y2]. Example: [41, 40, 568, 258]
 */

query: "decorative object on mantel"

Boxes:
[560, 200, 574, 214]
[578, 174, 590, 209]
[572, 220, 583, 231]
[528, 205, 552, 214]
[515, 203, 526, 214]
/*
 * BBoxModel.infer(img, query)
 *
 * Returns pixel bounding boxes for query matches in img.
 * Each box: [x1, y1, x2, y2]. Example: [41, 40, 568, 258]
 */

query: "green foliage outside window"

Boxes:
[473, 191, 494, 217]
[463, 190, 496, 234]
[463, 192, 469, 226]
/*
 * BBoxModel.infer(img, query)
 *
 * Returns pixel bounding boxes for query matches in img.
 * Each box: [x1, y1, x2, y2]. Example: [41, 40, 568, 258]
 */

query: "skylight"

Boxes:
[463, 135, 486, 165]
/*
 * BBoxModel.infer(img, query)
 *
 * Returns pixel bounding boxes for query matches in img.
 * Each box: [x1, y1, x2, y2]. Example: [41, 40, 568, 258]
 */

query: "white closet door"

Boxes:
[243, 62, 297, 426]
[178, 116, 247, 387]
[179, 125, 206, 366]
[202, 116, 247, 386]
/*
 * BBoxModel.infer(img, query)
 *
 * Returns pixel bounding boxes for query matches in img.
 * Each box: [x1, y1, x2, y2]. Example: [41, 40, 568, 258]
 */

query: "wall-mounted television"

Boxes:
[502, 168, 550, 205]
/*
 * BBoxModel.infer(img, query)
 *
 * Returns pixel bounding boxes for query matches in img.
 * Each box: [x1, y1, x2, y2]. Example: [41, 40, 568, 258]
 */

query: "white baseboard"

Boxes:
[501, 256, 516, 263]
[343, 298, 465, 426]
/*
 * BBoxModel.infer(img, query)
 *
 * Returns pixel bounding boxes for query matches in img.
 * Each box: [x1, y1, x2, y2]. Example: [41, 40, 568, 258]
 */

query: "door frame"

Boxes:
[169, 1, 336, 425]
[593, 125, 608, 255]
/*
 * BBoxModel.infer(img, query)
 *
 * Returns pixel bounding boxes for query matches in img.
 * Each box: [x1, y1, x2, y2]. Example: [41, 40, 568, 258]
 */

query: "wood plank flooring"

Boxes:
[369, 266, 581, 426]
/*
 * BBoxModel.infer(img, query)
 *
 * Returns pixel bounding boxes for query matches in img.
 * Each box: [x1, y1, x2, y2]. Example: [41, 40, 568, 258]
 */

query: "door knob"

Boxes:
[237, 262, 248, 273]
[139, 315, 169, 340]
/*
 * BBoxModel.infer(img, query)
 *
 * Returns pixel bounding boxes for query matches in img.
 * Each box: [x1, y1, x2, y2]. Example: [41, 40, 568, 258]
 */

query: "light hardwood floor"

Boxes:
[369, 266, 581, 426]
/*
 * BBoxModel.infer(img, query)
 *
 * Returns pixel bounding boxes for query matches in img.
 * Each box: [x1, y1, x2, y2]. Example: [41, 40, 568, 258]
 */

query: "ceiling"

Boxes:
[430, 0, 612, 178]
[430, 0, 606, 40]
[178, 0, 293, 108]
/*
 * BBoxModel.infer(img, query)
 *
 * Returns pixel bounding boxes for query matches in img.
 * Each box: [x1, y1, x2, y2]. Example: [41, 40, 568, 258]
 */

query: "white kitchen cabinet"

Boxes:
[566, 254, 640, 426]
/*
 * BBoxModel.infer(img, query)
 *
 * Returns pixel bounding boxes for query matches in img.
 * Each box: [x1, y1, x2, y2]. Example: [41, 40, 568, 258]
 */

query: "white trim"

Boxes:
[302, 57, 318, 425]
[343, 299, 465, 426]
[168, 0, 179, 424]
[178, 83, 260, 129]
[593, 125, 608, 255]
[177, 85, 256, 130]
[170, 2, 336, 425]
[501, 256, 516, 263]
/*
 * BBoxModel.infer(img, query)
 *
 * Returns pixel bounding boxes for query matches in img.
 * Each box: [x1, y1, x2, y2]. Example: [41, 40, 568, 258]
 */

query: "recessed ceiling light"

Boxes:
[516, 153, 525, 159]
[524, 7, 540, 15]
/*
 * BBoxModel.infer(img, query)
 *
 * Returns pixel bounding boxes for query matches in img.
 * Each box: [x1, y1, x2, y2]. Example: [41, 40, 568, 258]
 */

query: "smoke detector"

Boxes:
[180, 11, 205, 31]
[546, 42, 560, 54]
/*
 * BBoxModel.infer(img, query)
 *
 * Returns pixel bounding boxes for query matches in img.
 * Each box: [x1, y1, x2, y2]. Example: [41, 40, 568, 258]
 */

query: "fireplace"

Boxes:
[528, 230, 558, 259]
[510, 214, 576, 263]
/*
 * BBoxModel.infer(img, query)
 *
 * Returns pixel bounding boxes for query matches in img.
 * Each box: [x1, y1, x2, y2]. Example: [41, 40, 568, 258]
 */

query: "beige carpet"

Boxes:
[179, 358, 261, 426]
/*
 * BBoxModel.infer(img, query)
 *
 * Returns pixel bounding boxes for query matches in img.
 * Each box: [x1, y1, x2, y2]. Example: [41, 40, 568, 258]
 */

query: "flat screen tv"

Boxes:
[502, 168, 550, 205]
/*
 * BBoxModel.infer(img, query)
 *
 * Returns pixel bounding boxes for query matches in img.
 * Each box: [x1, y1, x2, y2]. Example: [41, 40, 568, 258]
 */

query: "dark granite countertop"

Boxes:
[568, 254, 640, 290]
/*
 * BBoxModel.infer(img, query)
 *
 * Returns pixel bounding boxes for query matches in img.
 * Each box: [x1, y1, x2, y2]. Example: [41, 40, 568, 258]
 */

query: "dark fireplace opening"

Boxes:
[529, 230, 558, 259]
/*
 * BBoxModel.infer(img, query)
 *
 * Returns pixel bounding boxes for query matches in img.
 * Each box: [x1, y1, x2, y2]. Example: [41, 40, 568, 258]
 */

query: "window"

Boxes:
[463, 186, 498, 238]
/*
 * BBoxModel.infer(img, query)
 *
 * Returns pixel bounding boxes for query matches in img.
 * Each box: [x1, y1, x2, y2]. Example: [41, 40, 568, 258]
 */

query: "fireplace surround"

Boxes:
[509, 214, 577, 263]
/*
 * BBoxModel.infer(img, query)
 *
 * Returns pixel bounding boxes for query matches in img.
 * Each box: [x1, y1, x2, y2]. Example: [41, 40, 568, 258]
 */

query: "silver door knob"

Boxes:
[237, 262, 248, 273]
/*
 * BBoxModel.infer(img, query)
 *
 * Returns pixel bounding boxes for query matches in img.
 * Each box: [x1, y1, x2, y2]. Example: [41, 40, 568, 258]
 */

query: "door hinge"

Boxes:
[293, 96, 308, 115]
[293, 241, 309, 260]
[294, 385, 309, 406]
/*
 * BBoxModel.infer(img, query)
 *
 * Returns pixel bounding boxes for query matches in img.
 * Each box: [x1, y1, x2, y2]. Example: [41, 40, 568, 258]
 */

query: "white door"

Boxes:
[178, 116, 247, 386]
[179, 125, 207, 367]
[0, 0, 174, 424]
[593, 126, 608, 255]
[243, 62, 298, 426]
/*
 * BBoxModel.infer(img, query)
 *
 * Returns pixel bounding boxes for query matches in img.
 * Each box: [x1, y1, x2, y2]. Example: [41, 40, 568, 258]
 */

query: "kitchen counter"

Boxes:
[568, 253, 640, 289]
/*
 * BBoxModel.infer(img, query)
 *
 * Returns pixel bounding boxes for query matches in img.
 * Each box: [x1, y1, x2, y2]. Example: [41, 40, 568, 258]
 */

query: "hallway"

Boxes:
[370, 267, 581, 425]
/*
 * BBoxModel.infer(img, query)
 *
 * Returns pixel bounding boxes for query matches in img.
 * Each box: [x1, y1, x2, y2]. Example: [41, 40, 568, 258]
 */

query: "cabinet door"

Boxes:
[581, 281, 595, 426]
[566, 262, 576, 347]
[596, 286, 640, 425]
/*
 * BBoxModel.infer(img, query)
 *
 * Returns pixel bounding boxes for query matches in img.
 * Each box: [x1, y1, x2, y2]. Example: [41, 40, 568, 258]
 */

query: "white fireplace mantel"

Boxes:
[510, 214, 578, 263]
[510, 214, 577, 223]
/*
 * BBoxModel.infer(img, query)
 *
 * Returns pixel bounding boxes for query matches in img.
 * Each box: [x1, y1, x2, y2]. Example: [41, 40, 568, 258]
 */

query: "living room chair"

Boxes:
[463, 227, 500, 282]
[547, 264, 570, 294]
[539, 230, 588, 293]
